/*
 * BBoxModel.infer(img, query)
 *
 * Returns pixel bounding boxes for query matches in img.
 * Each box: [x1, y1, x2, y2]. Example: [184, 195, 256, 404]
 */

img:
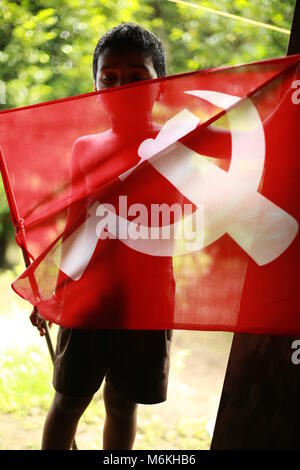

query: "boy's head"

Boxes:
[93, 23, 166, 91]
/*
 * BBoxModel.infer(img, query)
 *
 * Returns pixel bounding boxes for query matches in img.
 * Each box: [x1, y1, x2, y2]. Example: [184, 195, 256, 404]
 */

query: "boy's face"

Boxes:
[95, 46, 158, 90]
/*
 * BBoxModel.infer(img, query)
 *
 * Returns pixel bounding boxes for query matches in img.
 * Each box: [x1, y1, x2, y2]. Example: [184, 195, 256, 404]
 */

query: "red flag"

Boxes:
[1, 55, 300, 333]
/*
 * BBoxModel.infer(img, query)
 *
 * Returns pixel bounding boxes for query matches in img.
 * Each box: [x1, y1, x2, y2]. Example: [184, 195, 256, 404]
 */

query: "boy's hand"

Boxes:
[30, 307, 52, 336]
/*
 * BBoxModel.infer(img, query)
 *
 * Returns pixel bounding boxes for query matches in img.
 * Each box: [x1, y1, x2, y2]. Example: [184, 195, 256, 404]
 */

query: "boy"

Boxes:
[32, 22, 174, 450]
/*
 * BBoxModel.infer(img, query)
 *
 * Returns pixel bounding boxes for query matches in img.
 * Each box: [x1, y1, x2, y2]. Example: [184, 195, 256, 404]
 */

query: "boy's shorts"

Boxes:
[53, 327, 173, 404]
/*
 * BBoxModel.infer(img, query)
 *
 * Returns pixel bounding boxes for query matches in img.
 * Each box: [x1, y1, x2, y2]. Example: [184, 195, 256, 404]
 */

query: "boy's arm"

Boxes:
[30, 138, 88, 335]
[64, 137, 89, 234]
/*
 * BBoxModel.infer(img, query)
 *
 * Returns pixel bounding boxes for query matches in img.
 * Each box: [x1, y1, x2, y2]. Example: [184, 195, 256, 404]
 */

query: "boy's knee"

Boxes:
[104, 381, 137, 421]
[52, 391, 93, 417]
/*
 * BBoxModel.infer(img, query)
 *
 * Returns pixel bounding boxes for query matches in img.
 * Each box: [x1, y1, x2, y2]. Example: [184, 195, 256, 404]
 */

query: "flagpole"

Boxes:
[211, 0, 300, 449]
[0, 148, 56, 359]
[21, 250, 55, 363]
[287, 0, 300, 55]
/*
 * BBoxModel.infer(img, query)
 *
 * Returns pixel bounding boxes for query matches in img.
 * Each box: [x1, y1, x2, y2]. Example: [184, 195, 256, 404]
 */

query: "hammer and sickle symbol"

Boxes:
[58, 91, 298, 280]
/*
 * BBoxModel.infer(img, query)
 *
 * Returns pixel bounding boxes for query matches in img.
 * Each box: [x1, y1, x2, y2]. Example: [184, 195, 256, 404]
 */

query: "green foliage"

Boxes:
[0, 342, 105, 418]
[0, 347, 52, 415]
[0, 0, 294, 109]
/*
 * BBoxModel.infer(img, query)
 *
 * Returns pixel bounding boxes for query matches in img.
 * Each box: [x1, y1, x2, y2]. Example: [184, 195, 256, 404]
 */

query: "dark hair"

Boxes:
[93, 22, 166, 81]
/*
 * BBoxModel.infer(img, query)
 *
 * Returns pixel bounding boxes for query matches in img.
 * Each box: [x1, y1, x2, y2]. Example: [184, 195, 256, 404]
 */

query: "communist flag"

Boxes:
[0, 55, 300, 333]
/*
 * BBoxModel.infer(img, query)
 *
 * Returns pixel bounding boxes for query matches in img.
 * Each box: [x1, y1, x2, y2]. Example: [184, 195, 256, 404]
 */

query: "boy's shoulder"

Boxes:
[73, 129, 113, 153]
[74, 122, 161, 151]
[71, 123, 161, 173]
[71, 129, 114, 171]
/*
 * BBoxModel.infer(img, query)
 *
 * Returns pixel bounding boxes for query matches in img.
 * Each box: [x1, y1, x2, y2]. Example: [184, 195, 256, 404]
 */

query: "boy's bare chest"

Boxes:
[83, 137, 141, 193]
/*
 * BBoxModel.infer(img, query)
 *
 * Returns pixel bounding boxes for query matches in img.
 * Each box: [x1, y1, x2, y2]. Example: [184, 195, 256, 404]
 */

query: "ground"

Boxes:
[0, 264, 233, 450]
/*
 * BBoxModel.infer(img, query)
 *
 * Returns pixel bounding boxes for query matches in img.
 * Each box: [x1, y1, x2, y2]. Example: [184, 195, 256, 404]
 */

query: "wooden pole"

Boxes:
[288, 0, 300, 55]
[211, 0, 300, 449]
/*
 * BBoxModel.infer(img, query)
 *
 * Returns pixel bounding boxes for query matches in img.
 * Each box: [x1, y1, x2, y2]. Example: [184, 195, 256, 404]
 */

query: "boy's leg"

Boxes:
[47, 327, 109, 449]
[102, 329, 173, 450]
[42, 391, 93, 449]
[103, 380, 138, 450]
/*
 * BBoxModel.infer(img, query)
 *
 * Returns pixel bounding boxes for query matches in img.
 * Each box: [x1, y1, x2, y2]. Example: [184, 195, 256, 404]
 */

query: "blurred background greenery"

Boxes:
[0, 0, 295, 450]
[0, 0, 293, 108]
